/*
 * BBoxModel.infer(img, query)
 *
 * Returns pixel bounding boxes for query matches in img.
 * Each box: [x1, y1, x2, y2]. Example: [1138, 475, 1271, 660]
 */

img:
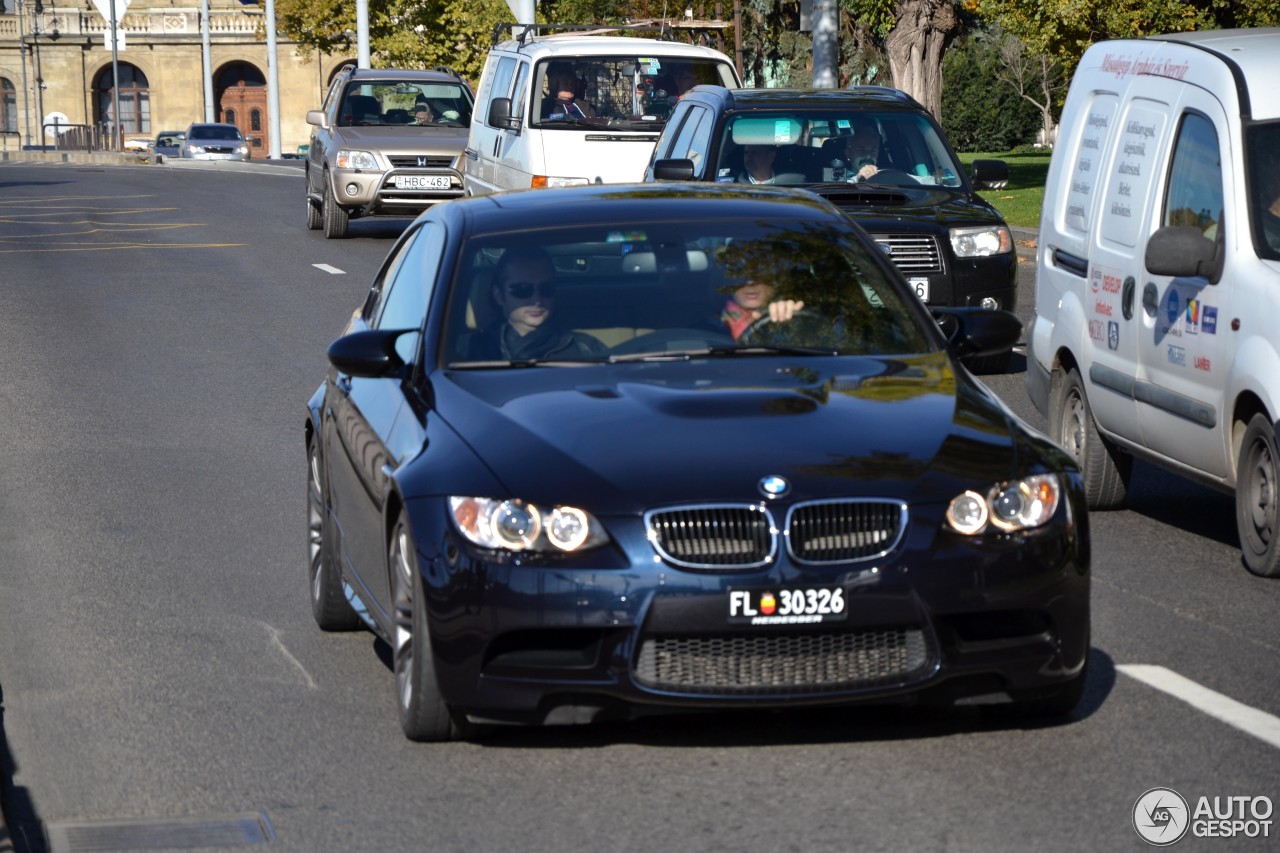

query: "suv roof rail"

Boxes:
[490, 21, 677, 47]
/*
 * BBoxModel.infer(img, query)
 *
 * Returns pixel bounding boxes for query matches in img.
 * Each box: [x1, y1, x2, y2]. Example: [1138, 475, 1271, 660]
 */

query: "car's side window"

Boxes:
[511, 61, 531, 121]
[375, 223, 446, 364]
[668, 105, 713, 176]
[487, 57, 518, 128]
[1162, 112, 1224, 240]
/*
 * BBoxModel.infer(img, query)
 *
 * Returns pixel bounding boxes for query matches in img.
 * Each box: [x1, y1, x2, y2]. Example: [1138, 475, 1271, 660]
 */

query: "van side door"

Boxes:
[464, 55, 517, 196]
[493, 60, 533, 192]
[1134, 89, 1233, 477]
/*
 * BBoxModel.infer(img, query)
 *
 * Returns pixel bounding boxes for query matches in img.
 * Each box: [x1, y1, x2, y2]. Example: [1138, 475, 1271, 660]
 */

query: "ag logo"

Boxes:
[1133, 787, 1190, 845]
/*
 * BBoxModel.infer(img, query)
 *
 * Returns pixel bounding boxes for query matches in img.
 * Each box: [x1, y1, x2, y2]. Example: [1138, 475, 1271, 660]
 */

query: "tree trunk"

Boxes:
[882, 0, 960, 118]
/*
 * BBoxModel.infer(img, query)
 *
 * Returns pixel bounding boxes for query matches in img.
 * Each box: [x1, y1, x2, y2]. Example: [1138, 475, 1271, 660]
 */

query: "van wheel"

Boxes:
[1049, 366, 1130, 509]
[1237, 414, 1280, 577]
[322, 175, 349, 239]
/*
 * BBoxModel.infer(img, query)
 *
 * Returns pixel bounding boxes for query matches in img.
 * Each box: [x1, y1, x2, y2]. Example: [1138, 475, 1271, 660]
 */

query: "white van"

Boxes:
[1027, 28, 1280, 576]
[463, 27, 740, 194]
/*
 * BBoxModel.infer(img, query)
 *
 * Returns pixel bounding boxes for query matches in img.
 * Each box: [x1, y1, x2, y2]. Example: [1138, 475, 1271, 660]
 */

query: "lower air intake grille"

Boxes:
[635, 629, 928, 694]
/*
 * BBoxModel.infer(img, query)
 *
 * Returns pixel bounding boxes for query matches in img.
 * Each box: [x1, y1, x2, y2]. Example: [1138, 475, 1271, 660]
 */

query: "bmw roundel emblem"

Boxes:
[759, 475, 790, 499]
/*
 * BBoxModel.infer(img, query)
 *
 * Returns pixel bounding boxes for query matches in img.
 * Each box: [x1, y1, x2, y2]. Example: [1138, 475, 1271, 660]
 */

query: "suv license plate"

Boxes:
[727, 586, 847, 625]
[394, 175, 452, 190]
[908, 277, 930, 302]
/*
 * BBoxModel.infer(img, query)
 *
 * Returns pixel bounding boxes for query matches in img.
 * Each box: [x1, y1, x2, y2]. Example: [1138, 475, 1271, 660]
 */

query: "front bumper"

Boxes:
[328, 166, 465, 214]
[409, 495, 1090, 725]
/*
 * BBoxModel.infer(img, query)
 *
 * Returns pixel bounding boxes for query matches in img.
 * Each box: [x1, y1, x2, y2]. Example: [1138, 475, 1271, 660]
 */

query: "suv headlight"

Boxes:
[337, 149, 379, 170]
[945, 474, 1061, 535]
[950, 225, 1012, 257]
[448, 496, 611, 553]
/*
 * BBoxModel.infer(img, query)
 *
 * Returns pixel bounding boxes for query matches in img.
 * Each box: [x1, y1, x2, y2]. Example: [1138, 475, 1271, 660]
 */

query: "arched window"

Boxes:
[94, 64, 151, 135]
[225, 108, 236, 126]
[250, 109, 261, 132]
[1, 78, 15, 136]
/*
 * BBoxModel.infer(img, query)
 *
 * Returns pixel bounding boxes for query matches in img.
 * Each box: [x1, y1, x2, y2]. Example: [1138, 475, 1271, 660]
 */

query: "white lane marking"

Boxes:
[263, 623, 318, 689]
[1118, 664, 1280, 750]
[313, 263, 345, 274]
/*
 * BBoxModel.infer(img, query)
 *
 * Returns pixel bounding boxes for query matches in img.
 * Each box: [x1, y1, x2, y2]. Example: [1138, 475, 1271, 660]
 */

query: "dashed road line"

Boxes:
[1119, 664, 1280, 750]
[313, 263, 345, 274]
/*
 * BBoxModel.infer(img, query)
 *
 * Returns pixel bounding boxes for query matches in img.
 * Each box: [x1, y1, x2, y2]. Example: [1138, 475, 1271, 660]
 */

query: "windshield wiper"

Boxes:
[609, 345, 838, 363]
[447, 358, 598, 369]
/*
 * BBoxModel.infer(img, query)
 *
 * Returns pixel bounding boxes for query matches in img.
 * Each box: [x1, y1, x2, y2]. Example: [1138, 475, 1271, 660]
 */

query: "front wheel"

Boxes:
[1049, 366, 1130, 509]
[321, 174, 349, 239]
[307, 440, 361, 631]
[1237, 413, 1280, 577]
[391, 513, 465, 741]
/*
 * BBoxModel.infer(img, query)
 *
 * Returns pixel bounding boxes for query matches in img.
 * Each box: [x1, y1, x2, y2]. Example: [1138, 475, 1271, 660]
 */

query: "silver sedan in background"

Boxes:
[182, 122, 251, 161]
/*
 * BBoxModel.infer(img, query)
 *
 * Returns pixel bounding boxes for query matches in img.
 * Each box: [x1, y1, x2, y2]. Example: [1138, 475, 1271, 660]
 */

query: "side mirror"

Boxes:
[931, 307, 1022, 359]
[306, 109, 327, 129]
[1145, 225, 1222, 283]
[327, 328, 410, 378]
[971, 158, 1008, 190]
[652, 158, 696, 181]
[487, 97, 519, 131]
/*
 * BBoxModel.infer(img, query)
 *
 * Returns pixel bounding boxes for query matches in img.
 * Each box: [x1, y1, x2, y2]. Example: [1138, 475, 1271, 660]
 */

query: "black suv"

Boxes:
[644, 87, 1015, 367]
[305, 65, 473, 238]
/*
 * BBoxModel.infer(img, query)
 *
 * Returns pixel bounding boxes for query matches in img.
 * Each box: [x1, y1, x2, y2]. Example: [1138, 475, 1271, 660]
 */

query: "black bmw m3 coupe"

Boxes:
[305, 182, 1090, 741]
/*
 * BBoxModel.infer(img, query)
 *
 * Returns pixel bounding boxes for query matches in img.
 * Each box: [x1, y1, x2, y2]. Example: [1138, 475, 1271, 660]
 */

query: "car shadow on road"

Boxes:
[0, 683, 45, 853]
[1114, 460, 1238, 549]
[441, 647, 1119, 750]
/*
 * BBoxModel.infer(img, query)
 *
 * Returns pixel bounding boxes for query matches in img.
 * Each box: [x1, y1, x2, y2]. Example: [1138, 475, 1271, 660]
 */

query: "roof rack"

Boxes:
[431, 65, 463, 79]
[490, 21, 679, 48]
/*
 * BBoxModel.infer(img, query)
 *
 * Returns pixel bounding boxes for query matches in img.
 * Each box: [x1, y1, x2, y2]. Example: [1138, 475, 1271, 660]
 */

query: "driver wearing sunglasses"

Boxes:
[466, 247, 607, 361]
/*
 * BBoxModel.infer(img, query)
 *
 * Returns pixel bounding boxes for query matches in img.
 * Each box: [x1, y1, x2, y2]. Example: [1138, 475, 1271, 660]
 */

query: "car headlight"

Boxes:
[336, 149, 379, 170]
[945, 474, 1060, 535]
[185, 144, 205, 155]
[236, 145, 249, 155]
[448, 497, 610, 553]
[950, 225, 1012, 257]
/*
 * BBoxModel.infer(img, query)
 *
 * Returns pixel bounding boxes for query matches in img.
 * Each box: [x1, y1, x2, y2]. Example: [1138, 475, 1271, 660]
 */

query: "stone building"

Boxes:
[0, 0, 349, 154]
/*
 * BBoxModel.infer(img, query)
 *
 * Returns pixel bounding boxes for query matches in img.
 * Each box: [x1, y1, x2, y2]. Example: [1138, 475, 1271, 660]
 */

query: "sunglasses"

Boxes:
[505, 281, 557, 299]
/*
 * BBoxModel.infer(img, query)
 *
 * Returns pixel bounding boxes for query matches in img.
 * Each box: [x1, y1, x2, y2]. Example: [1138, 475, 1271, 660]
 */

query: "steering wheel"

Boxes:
[609, 327, 735, 355]
[856, 168, 920, 186]
[737, 309, 811, 345]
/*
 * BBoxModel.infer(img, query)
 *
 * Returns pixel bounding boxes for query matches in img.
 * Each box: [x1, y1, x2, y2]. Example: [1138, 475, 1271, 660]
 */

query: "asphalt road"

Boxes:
[1, 159, 1278, 853]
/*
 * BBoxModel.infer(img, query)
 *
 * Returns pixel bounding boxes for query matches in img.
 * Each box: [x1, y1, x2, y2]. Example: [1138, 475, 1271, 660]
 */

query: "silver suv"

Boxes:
[305, 65, 473, 238]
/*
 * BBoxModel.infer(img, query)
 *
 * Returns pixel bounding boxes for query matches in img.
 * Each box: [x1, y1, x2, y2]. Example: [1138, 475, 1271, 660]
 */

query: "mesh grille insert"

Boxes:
[635, 629, 929, 694]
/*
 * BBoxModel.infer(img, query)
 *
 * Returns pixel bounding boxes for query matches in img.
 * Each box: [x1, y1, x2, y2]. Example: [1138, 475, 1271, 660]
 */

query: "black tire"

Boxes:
[307, 439, 361, 631]
[1237, 413, 1280, 577]
[391, 513, 464, 741]
[322, 174, 349, 239]
[1049, 366, 1130, 509]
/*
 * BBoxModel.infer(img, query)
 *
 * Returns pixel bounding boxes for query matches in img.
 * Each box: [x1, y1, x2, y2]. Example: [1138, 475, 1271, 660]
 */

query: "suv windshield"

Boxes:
[339, 81, 474, 128]
[714, 109, 966, 189]
[533, 56, 736, 131]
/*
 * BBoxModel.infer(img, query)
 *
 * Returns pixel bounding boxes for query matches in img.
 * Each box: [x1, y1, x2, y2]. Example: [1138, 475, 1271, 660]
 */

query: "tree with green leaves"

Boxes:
[970, 0, 1280, 80]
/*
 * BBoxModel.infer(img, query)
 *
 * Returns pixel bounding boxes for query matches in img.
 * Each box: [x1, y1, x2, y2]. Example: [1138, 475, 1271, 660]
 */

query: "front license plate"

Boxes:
[394, 175, 452, 190]
[727, 586, 847, 625]
[908, 277, 930, 302]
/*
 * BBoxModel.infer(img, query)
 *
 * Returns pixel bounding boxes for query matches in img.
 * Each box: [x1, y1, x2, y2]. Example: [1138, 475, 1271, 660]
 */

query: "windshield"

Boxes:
[713, 109, 967, 190]
[339, 81, 474, 128]
[443, 217, 937, 366]
[532, 56, 737, 132]
[189, 125, 241, 141]
[1247, 120, 1280, 261]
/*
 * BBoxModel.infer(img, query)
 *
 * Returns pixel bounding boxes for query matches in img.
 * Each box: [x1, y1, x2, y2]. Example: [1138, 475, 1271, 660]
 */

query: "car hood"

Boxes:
[803, 184, 1004, 228]
[430, 352, 1028, 512]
